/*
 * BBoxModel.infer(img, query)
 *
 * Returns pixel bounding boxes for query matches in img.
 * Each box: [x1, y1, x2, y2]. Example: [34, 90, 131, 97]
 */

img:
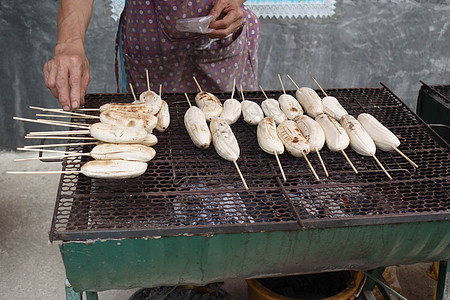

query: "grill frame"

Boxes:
[49, 83, 450, 242]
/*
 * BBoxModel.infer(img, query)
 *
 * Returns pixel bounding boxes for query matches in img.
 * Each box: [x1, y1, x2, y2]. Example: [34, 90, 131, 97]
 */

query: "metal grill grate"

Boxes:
[50, 84, 450, 241]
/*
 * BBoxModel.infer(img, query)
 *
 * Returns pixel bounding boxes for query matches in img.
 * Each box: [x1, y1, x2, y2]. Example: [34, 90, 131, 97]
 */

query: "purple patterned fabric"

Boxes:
[115, 0, 260, 94]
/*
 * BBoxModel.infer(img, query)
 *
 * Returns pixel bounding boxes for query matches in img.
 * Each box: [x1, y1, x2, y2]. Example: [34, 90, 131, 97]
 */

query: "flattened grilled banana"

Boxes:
[90, 143, 156, 162]
[184, 106, 211, 149]
[241, 100, 264, 125]
[89, 122, 148, 144]
[257, 117, 284, 155]
[100, 109, 157, 133]
[209, 117, 240, 161]
[357, 113, 400, 151]
[315, 113, 350, 152]
[220, 98, 242, 125]
[195, 91, 223, 121]
[278, 94, 303, 121]
[322, 96, 348, 121]
[296, 87, 324, 118]
[99, 102, 149, 114]
[81, 160, 148, 179]
[261, 98, 287, 124]
[276, 120, 310, 157]
[340, 115, 376, 156]
[296, 115, 325, 152]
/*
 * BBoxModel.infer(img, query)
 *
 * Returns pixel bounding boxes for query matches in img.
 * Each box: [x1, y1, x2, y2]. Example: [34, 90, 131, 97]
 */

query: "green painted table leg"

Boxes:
[85, 291, 99, 300]
[435, 261, 448, 300]
[65, 281, 82, 300]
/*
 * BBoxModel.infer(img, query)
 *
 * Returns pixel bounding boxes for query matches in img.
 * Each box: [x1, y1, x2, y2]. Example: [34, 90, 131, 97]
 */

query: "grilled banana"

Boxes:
[141, 133, 158, 146]
[278, 94, 303, 121]
[276, 120, 310, 156]
[296, 115, 325, 152]
[261, 98, 287, 124]
[195, 91, 223, 121]
[340, 115, 376, 156]
[90, 143, 156, 162]
[155, 100, 170, 132]
[220, 98, 242, 124]
[81, 160, 148, 179]
[322, 96, 348, 121]
[99, 102, 149, 114]
[89, 122, 148, 144]
[315, 113, 350, 152]
[295, 87, 324, 118]
[357, 113, 400, 151]
[257, 117, 284, 155]
[210, 117, 240, 161]
[100, 109, 157, 133]
[138, 90, 163, 115]
[241, 100, 264, 125]
[184, 106, 211, 149]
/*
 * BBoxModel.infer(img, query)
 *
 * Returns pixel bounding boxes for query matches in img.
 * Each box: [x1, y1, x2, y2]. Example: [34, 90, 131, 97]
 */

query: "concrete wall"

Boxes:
[1, 0, 449, 150]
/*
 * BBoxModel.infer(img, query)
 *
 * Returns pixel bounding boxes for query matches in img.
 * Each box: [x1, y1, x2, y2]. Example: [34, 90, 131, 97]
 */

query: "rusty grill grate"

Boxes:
[420, 81, 450, 104]
[50, 84, 450, 241]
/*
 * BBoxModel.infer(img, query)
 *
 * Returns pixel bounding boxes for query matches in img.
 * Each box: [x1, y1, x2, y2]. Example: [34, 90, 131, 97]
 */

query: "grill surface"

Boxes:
[50, 84, 450, 241]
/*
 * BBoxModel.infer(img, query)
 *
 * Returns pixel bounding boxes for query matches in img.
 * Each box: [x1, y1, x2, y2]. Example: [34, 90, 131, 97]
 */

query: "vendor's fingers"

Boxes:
[69, 65, 84, 109]
[55, 64, 71, 111]
[43, 61, 59, 99]
[207, 19, 242, 39]
[80, 68, 91, 107]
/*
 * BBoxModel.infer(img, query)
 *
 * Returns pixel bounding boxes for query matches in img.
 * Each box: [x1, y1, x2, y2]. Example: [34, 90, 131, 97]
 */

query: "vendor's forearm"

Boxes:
[56, 0, 94, 48]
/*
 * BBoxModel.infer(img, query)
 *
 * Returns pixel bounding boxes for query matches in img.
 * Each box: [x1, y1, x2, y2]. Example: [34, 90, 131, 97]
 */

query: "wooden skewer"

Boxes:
[25, 136, 97, 140]
[302, 152, 320, 181]
[45, 108, 100, 112]
[146, 69, 150, 92]
[129, 83, 137, 102]
[27, 130, 90, 136]
[231, 78, 236, 99]
[29, 106, 99, 119]
[36, 119, 90, 129]
[240, 85, 245, 101]
[393, 147, 418, 168]
[340, 149, 358, 174]
[17, 147, 79, 154]
[315, 148, 329, 177]
[286, 74, 300, 90]
[159, 84, 162, 98]
[193, 76, 202, 92]
[23, 142, 98, 149]
[311, 77, 328, 97]
[14, 117, 89, 129]
[36, 114, 85, 119]
[14, 153, 87, 162]
[184, 93, 192, 107]
[232, 160, 248, 190]
[259, 85, 269, 100]
[274, 152, 287, 182]
[371, 153, 392, 180]
[7, 170, 81, 175]
[278, 74, 286, 94]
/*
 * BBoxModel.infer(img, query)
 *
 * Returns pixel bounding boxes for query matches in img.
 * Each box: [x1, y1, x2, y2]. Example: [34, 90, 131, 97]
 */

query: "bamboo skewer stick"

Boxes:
[27, 130, 90, 136]
[17, 148, 80, 154]
[232, 160, 248, 190]
[302, 152, 320, 181]
[278, 74, 286, 94]
[25, 136, 97, 140]
[23, 142, 98, 149]
[231, 78, 236, 99]
[193, 76, 202, 92]
[371, 154, 392, 180]
[36, 119, 90, 128]
[274, 152, 287, 182]
[315, 147, 329, 177]
[29, 106, 99, 119]
[393, 147, 418, 168]
[7, 170, 81, 175]
[129, 83, 137, 102]
[340, 149, 358, 174]
[159, 84, 162, 98]
[13, 117, 89, 129]
[184, 93, 192, 107]
[146, 69, 150, 92]
[259, 85, 269, 100]
[286, 74, 300, 90]
[14, 154, 85, 162]
[311, 77, 328, 97]
[35, 114, 83, 118]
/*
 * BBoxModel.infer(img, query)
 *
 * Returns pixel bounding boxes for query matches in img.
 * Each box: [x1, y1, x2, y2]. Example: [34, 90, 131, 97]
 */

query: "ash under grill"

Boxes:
[50, 84, 450, 241]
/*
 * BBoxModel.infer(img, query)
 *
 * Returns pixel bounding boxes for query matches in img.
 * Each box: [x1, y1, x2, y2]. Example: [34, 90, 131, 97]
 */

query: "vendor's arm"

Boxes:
[207, 0, 246, 39]
[43, 0, 93, 111]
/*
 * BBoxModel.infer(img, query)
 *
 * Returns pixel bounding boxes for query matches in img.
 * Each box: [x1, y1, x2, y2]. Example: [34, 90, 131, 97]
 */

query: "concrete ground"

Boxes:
[0, 150, 444, 299]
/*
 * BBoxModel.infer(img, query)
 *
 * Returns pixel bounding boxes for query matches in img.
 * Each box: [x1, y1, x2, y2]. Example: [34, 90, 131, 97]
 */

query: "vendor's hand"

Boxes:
[207, 0, 244, 39]
[43, 39, 90, 111]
